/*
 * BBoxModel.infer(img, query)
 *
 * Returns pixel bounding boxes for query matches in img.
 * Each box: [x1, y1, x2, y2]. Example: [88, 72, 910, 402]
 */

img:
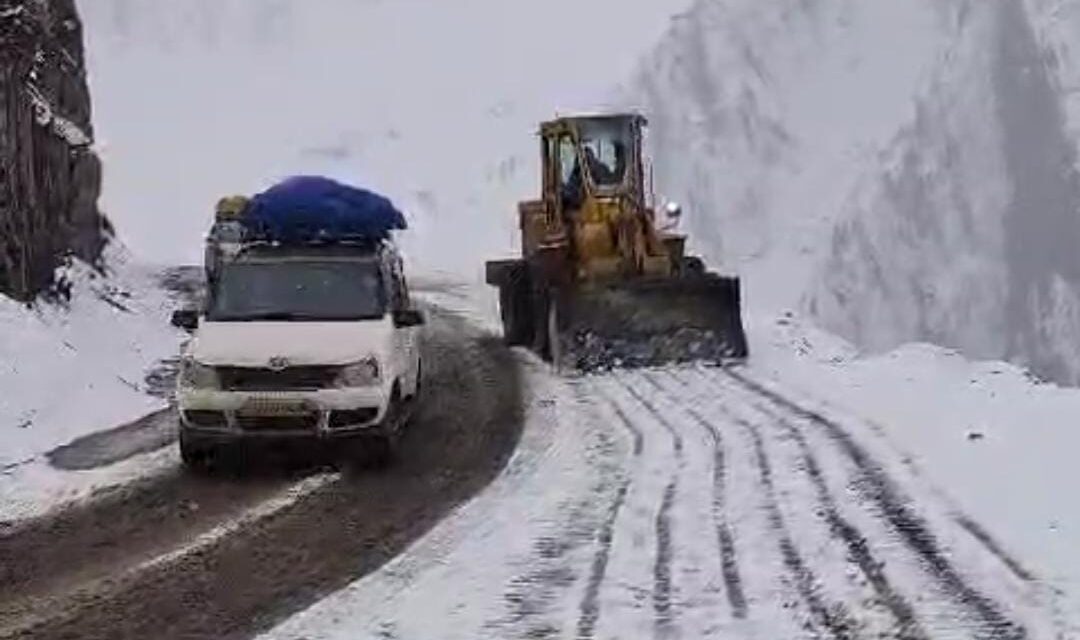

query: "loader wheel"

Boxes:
[499, 269, 534, 346]
[530, 285, 547, 358]
[546, 295, 562, 371]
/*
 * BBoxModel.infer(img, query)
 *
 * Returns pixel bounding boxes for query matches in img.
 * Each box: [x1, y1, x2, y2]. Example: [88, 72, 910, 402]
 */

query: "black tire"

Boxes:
[367, 435, 397, 469]
[180, 430, 246, 475]
[366, 388, 404, 468]
[546, 293, 561, 371]
[413, 358, 423, 403]
[531, 284, 552, 361]
[179, 430, 211, 473]
[500, 266, 534, 346]
[404, 360, 421, 429]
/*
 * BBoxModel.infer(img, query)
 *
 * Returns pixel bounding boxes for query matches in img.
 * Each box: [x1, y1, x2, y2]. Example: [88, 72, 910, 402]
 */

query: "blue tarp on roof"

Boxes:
[242, 175, 407, 242]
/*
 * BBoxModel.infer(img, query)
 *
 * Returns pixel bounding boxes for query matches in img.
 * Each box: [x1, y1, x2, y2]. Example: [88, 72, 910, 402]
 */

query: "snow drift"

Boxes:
[625, 0, 1080, 385]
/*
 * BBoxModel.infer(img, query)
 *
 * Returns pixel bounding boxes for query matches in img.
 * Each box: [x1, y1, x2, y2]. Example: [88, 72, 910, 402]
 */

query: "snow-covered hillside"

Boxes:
[76, 0, 695, 280]
[0, 243, 184, 520]
[626, 0, 1080, 386]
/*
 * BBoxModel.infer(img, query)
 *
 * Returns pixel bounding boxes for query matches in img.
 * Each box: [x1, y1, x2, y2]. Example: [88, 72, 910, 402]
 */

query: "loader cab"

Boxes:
[541, 113, 647, 214]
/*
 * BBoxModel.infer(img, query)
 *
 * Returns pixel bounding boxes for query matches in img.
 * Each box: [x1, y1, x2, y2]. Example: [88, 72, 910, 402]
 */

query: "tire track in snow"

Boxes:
[952, 515, 1035, 583]
[498, 498, 593, 639]
[594, 384, 644, 457]
[646, 371, 748, 621]
[589, 376, 672, 635]
[610, 376, 682, 639]
[666, 368, 859, 639]
[617, 374, 684, 458]
[576, 481, 630, 640]
[677, 369, 925, 637]
[490, 380, 631, 639]
[740, 412, 859, 638]
[744, 398, 928, 639]
[721, 367, 1027, 640]
[653, 480, 677, 639]
[572, 377, 635, 640]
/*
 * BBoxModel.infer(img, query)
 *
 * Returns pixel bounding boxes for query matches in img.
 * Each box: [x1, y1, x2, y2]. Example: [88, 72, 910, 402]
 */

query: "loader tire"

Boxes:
[531, 285, 552, 362]
[499, 264, 534, 346]
[546, 294, 562, 371]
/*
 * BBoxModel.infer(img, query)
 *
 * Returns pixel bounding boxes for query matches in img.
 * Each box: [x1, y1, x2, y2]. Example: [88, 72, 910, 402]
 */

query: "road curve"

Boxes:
[0, 305, 524, 640]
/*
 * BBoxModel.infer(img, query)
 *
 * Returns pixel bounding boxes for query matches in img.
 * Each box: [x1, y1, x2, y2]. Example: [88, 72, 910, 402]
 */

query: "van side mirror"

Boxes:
[393, 309, 425, 328]
[171, 308, 199, 332]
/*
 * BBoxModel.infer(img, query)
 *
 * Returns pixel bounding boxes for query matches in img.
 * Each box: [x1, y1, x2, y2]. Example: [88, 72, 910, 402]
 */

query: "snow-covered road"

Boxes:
[2, 279, 1076, 639]
[265, 356, 1067, 639]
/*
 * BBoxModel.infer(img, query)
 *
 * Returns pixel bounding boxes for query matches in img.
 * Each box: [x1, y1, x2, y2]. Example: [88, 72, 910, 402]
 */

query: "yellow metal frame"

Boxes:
[519, 113, 682, 285]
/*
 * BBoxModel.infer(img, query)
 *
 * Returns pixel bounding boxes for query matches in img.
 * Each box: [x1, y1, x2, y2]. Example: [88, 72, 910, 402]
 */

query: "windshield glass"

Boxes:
[206, 260, 385, 321]
[578, 118, 632, 187]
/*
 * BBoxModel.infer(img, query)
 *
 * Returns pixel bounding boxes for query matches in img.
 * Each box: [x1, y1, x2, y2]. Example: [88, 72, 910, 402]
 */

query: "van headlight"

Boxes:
[337, 357, 380, 387]
[179, 358, 218, 389]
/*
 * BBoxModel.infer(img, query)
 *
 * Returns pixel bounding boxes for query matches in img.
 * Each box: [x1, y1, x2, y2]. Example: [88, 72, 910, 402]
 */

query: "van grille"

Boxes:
[217, 366, 341, 391]
[234, 414, 320, 431]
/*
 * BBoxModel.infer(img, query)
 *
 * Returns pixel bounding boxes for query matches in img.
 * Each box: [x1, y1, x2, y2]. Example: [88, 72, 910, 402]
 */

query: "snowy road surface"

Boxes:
[264, 361, 1065, 639]
[0, 282, 1071, 639]
[0, 305, 523, 640]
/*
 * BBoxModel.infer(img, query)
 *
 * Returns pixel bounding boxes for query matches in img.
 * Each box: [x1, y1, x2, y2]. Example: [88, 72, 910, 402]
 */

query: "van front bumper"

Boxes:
[176, 387, 389, 439]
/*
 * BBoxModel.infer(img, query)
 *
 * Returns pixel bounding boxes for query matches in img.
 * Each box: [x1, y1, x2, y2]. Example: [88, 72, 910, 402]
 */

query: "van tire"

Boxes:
[366, 388, 403, 468]
[367, 435, 396, 468]
[414, 359, 422, 401]
[179, 431, 211, 473]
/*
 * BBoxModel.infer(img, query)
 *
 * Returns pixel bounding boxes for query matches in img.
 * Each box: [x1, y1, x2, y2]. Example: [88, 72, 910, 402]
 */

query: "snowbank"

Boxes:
[747, 308, 1080, 620]
[0, 242, 183, 521]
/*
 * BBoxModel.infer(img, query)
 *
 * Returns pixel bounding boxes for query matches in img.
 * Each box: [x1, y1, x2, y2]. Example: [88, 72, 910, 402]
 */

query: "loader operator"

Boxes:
[562, 144, 624, 210]
[590, 141, 626, 186]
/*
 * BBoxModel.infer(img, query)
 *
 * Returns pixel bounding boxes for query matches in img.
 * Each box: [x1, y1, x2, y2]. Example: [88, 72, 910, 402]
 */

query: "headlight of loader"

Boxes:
[179, 358, 218, 389]
[337, 357, 380, 387]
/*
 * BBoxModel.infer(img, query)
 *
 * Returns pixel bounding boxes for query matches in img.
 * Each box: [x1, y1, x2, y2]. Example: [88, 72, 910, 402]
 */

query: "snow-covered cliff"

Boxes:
[626, 0, 1080, 385]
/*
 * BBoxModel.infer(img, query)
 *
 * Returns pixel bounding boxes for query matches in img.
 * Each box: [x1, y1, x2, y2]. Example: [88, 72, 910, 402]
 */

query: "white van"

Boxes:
[172, 238, 424, 468]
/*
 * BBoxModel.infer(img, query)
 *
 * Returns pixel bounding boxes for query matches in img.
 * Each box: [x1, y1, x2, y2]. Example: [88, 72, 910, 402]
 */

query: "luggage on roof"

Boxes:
[242, 176, 407, 243]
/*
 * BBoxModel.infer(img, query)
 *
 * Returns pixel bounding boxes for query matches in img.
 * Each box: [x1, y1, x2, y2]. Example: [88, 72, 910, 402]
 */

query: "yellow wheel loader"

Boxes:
[485, 112, 748, 371]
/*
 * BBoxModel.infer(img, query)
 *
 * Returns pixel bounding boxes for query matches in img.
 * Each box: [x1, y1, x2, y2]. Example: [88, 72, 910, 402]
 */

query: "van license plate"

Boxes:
[240, 398, 310, 416]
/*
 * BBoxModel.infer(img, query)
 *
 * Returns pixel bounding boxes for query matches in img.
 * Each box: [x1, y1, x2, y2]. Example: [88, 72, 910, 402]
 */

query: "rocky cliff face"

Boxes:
[0, 0, 108, 302]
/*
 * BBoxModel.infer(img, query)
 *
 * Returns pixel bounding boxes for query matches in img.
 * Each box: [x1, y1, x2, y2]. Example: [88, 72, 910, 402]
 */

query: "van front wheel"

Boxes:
[367, 391, 404, 468]
[179, 431, 212, 472]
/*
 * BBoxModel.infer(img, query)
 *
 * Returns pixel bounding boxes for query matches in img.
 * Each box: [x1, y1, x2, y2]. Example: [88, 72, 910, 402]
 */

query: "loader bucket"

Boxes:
[549, 274, 749, 372]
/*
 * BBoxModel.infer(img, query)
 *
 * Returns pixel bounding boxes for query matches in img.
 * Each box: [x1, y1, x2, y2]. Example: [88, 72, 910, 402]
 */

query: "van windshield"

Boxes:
[206, 260, 385, 321]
